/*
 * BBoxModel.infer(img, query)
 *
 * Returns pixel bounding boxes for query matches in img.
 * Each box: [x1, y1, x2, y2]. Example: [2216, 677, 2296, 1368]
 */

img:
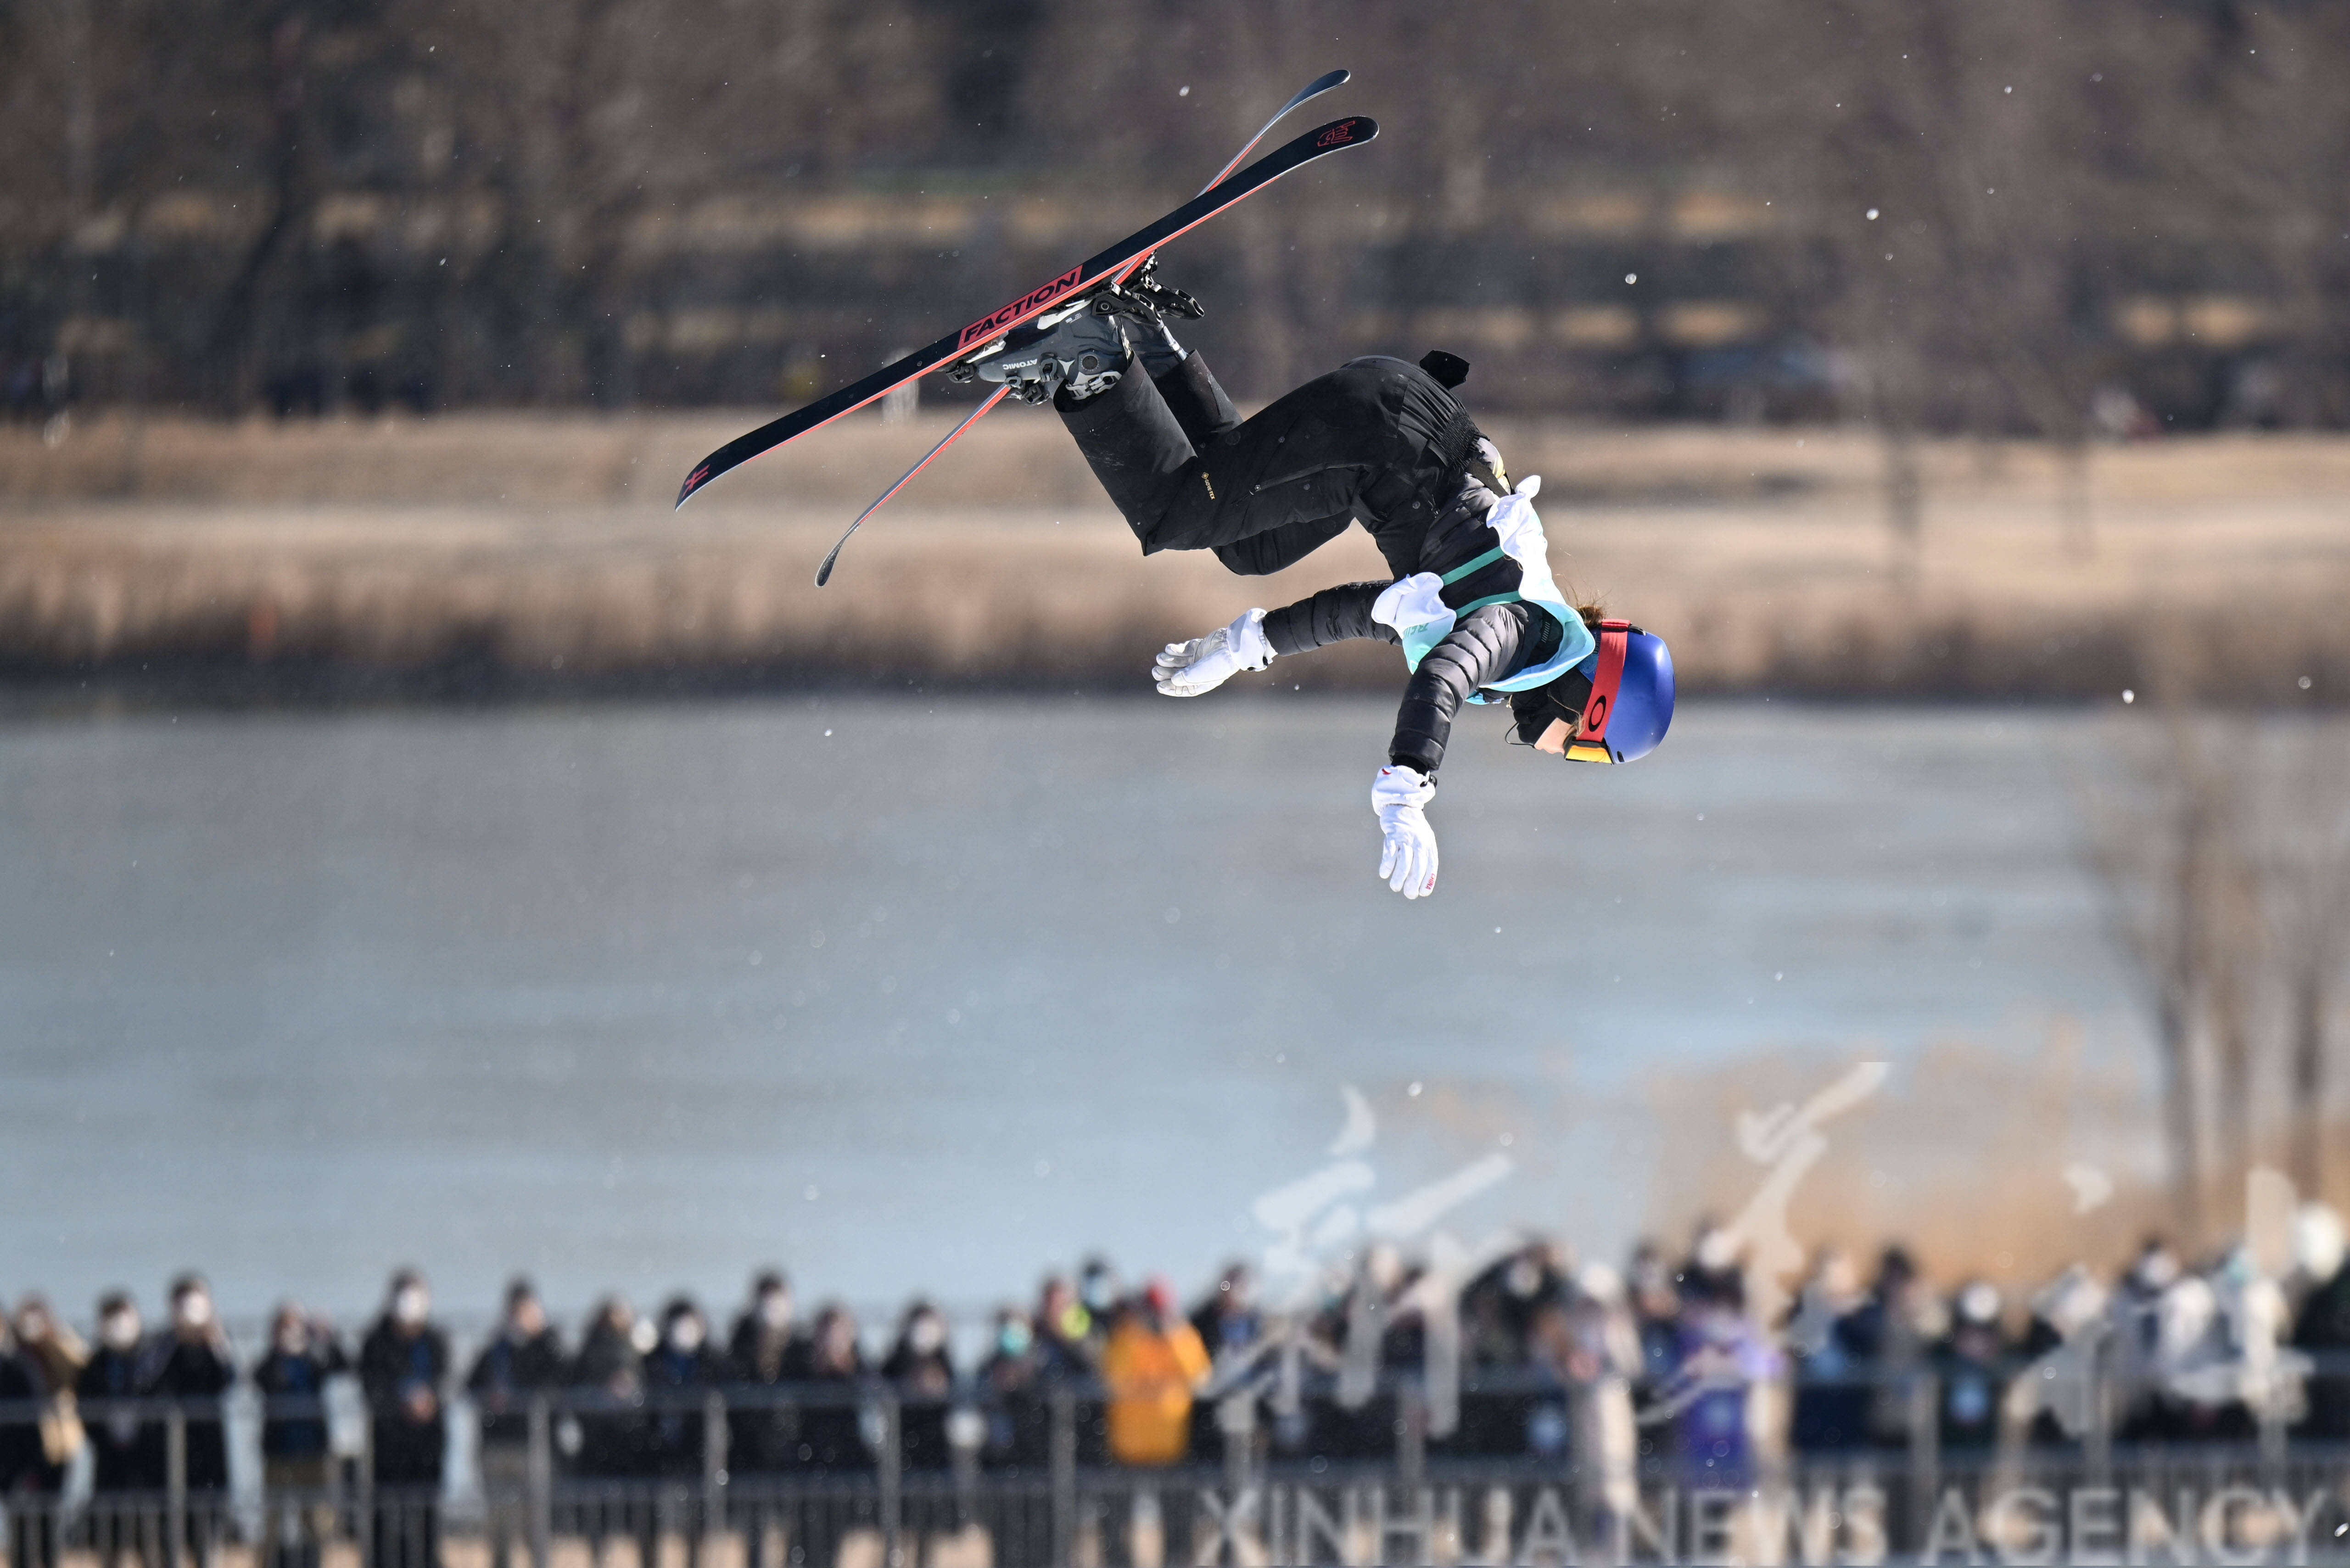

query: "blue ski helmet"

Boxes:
[1512, 621, 1675, 764]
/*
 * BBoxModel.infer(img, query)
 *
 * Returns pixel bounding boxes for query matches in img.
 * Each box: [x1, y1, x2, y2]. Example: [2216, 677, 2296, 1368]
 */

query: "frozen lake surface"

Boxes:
[1, 695, 2140, 1328]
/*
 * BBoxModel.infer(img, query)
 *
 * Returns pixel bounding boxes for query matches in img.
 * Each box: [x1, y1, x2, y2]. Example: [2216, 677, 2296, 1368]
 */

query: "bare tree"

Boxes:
[2258, 723, 2350, 1195]
[2075, 704, 2242, 1244]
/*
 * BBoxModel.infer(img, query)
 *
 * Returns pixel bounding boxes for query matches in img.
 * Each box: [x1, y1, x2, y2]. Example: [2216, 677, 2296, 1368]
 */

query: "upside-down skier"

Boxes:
[962, 280, 1677, 902]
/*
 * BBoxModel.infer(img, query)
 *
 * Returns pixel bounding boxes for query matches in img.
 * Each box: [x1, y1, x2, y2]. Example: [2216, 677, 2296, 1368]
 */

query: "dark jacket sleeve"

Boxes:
[1388, 602, 1558, 776]
[1260, 583, 1398, 656]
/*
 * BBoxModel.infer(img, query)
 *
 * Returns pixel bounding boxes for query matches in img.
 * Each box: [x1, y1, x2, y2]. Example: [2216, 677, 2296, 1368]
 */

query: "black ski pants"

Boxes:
[1058, 353, 1472, 579]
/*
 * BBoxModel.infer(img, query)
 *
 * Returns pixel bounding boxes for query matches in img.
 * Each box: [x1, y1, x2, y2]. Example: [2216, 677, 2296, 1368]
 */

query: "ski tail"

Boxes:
[814, 385, 1009, 587]
[673, 111, 1378, 510]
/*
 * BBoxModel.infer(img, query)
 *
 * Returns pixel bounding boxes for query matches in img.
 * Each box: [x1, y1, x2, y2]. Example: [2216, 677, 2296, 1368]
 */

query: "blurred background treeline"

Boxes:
[2, 0, 2349, 703]
[3, 0, 2347, 431]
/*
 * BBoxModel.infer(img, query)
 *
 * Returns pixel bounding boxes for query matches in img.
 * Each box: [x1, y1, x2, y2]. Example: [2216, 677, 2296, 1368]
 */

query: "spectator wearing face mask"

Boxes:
[150, 1273, 235, 1551]
[723, 1272, 804, 1568]
[1076, 1259, 1123, 1358]
[632, 1299, 722, 1568]
[724, 1271, 806, 1483]
[77, 1291, 158, 1568]
[252, 1304, 348, 1568]
[1100, 1279, 1210, 1467]
[881, 1300, 956, 1472]
[358, 1269, 449, 1568]
[466, 1280, 565, 1568]
[4, 1294, 84, 1568]
[1457, 1241, 1570, 1456]
[2108, 1236, 2182, 1431]
[644, 1297, 721, 1478]
[975, 1307, 1047, 1472]
[1933, 1280, 2010, 1451]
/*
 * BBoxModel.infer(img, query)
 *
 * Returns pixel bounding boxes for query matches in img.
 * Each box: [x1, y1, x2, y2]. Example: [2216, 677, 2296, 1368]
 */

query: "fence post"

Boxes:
[1396, 1381, 1427, 1497]
[702, 1389, 730, 1568]
[166, 1400, 189, 1568]
[1216, 1391, 1255, 1501]
[878, 1394, 903, 1568]
[1905, 1372, 1940, 1547]
[2084, 1339, 2112, 1487]
[2255, 1375, 2288, 1475]
[1050, 1389, 1077, 1568]
[527, 1395, 553, 1568]
[357, 1406, 376, 1568]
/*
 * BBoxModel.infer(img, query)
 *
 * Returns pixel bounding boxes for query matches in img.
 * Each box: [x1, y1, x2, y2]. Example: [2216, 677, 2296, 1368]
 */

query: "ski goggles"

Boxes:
[1533, 619, 1631, 764]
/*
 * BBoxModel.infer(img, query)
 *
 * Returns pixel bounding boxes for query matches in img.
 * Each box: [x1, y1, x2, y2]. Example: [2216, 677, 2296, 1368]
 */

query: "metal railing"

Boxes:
[4, 1364, 2349, 1568]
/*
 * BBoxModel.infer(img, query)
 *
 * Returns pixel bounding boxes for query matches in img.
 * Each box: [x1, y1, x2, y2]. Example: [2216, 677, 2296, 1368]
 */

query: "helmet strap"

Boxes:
[1575, 620, 1632, 750]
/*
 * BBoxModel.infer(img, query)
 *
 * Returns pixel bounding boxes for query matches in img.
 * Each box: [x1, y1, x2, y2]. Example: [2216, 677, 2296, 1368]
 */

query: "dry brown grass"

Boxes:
[4, 410, 2348, 697]
[1632, 1032, 2350, 1290]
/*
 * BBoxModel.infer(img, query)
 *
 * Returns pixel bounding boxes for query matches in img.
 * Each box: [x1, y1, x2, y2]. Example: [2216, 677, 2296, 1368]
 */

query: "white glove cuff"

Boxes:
[1227, 608, 1273, 672]
[1371, 763, 1435, 813]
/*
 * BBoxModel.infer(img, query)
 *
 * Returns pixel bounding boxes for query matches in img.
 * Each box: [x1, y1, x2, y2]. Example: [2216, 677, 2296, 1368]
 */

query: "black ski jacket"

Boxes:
[1262, 588, 1559, 777]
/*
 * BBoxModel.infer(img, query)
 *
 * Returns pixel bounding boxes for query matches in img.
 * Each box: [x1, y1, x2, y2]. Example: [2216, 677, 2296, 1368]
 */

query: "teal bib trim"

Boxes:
[1464, 601, 1598, 703]
[1438, 545, 1507, 586]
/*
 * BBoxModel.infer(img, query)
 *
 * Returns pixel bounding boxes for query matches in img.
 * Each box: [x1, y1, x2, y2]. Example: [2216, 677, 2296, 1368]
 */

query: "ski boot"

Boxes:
[953, 259, 1206, 402]
[961, 298, 1132, 405]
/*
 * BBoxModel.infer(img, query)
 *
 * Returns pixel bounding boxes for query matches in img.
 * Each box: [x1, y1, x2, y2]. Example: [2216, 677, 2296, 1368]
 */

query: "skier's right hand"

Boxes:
[1371, 764, 1439, 899]
[1152, 607, 1273, 697]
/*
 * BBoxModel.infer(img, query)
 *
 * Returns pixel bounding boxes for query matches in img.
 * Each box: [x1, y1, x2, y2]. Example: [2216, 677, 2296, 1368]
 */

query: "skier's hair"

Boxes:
[1558, 583, 1607, 629]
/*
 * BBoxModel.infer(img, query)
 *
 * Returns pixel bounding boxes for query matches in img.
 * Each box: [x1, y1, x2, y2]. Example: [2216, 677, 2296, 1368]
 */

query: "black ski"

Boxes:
[674, 113, 1377, 510]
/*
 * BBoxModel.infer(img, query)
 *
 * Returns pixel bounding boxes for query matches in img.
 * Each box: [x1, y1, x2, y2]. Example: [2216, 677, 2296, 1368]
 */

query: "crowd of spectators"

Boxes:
[5, 1213, 2350, 1566]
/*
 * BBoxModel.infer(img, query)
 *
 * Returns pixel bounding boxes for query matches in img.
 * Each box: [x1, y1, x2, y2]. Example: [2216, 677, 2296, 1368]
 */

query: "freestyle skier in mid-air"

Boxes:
[674, 80, 1673, 901]
[960, 281, 1677, 901]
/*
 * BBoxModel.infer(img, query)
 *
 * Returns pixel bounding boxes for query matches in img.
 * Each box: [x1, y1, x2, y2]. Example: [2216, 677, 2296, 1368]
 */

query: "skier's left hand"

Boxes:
[1371, 764, 1439, 899]
[1153, 608, 1273, 696]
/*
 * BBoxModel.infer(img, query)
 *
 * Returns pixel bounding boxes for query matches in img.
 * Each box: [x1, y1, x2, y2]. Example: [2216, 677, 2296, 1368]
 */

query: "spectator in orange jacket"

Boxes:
[1101, 1279, 1210, 1466]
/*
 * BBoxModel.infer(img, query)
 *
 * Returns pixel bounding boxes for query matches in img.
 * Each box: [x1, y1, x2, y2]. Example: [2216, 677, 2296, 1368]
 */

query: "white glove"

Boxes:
[1371, 764, 1439, 899]
[1153, 607, 1273, 696]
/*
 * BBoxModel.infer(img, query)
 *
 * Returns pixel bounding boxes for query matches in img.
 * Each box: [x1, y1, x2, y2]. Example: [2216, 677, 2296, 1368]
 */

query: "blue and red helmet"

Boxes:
[1510, 620, 1675, 764]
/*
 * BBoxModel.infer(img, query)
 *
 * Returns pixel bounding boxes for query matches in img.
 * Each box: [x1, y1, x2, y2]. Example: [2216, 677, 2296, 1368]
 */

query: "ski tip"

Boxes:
[815, 531, 852, 587]
[675, 458, 716, 510]
[1301, 114, 1377, 153]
